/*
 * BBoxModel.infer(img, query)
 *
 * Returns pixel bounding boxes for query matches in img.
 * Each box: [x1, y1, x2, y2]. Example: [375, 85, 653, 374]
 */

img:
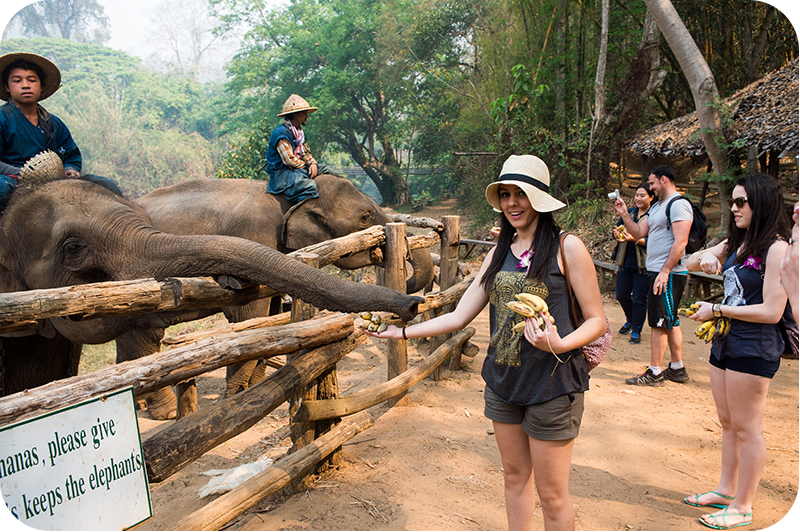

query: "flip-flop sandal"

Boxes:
[684, 490, 735, 509]
[699, 508, 753, 530]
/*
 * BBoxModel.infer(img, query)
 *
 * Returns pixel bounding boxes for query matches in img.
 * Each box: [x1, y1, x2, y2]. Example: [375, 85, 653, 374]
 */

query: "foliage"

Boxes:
[8, 0, 110, 43]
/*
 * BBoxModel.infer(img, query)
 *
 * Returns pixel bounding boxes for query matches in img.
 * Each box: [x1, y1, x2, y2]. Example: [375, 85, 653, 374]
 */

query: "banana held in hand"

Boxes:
[695, 320, 716, 343]
[678, 303, 700, 316]
[507, 293, 556, 333]
[515, 293, 548, 313]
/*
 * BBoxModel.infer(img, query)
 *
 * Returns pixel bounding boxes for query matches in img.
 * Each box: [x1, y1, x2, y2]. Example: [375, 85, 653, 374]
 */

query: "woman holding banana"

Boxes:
[365, 155, 606, 530]
[612, 183, 655, 344]
[683, 174, 790, 530]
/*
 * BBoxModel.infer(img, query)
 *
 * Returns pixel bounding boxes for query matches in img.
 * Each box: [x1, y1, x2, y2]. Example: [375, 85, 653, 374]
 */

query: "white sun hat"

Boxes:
[485, 155, 566, 213]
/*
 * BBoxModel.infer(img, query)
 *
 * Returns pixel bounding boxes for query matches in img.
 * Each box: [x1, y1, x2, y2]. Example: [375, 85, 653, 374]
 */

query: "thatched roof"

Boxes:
[626, 59, 799, 158]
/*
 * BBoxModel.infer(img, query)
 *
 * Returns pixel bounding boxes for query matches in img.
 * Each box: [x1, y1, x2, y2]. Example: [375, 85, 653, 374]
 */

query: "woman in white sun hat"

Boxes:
[366, 154, 606, 530]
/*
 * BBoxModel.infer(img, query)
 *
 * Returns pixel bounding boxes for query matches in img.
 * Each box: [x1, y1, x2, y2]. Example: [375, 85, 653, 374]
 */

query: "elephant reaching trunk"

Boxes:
[0, 178, 423, 407]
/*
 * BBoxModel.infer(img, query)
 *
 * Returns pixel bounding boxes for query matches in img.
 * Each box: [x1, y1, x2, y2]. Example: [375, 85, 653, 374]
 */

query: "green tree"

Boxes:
[8, 0, 110, 43]
[214, 0, 430, 205]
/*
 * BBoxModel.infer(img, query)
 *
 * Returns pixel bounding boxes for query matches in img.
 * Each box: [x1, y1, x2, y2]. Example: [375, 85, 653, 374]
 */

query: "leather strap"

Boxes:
[559, 232, 579, 327]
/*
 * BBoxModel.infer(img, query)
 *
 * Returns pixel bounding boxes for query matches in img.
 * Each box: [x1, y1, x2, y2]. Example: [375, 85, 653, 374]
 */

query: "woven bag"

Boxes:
[559, 233, 613, 372]
[19, 150, 64, 182]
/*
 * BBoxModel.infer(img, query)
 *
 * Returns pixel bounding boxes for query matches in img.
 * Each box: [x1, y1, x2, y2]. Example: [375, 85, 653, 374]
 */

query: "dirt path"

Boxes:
[137, 298, 798, 531]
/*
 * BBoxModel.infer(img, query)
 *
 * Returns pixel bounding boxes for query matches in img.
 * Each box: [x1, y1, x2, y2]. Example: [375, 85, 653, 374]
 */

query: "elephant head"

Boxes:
[283, 174, 434, 293]
[0, 178, 423, 397]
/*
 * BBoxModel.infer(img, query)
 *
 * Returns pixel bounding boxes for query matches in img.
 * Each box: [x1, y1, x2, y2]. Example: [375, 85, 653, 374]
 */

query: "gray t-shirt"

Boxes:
[645, 193, 693, 273]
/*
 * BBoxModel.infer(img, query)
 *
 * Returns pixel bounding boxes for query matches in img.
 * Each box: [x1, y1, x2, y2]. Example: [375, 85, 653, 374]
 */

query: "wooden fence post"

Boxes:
[286, 252, 342, 487]
[430, 215, 460, 379]
[383, 223, 408, 407]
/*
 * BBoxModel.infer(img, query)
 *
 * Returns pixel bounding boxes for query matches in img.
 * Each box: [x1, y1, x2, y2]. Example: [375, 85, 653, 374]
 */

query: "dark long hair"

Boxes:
[480, 211, 562, 291]
[723, 174, 790, 264]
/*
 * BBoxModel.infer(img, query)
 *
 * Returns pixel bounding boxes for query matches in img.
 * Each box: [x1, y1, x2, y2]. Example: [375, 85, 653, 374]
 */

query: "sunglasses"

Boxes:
[727, 197, 748, 209]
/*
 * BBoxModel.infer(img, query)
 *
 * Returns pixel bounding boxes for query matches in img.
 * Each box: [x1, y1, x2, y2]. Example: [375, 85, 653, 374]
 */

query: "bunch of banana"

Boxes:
[694, 317, 731, 343]
[615, 227, 630, 242]
[678, 303, 700, 316]
[356, 311, 388, 333]
[506, 293, 556, 333]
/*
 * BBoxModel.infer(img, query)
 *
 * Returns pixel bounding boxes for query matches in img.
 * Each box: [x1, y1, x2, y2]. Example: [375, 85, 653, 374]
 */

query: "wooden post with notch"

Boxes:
[383, 223, 408, 407]
[430, 215, 460, 379]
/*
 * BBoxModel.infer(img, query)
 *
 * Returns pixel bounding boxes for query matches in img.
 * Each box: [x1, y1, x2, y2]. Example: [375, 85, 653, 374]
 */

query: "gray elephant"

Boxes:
[0, 177, 424, 418]
[125, 174, 434, 415]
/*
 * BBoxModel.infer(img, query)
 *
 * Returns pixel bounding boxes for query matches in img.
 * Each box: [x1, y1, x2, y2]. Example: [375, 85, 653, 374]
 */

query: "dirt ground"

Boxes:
[134, 299, 799, 532]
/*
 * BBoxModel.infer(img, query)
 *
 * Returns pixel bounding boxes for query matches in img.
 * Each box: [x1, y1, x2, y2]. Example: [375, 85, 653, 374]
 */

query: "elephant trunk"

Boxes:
[135, 232, 422, 321]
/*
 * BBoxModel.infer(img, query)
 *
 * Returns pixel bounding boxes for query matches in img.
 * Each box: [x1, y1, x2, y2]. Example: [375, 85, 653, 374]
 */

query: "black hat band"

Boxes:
[499, 173, 550, 194]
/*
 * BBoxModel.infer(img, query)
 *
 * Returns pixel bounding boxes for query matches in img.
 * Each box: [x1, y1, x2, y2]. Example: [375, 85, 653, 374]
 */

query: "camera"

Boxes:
[607, 189, 620, 201]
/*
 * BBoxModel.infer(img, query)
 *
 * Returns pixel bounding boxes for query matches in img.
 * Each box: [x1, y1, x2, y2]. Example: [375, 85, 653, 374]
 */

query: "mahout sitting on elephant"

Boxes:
[0, 176, 426, 419]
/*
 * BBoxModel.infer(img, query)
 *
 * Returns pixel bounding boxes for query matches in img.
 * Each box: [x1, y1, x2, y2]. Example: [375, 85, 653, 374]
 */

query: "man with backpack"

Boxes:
[614, 165, 695, 386]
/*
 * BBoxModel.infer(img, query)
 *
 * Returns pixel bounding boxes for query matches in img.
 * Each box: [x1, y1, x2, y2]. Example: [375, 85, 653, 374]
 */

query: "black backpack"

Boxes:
[666, 195, 707, 254]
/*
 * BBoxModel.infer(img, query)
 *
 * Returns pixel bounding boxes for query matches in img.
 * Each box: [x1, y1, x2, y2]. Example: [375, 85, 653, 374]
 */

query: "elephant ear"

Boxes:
[283, 198, 332, 250]
[0, 246, 26, 294]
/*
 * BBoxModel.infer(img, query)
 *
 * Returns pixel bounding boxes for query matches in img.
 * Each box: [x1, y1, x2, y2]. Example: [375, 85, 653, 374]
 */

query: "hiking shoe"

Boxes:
[619, 322, 632, 335]
[625, 367, 665, 386]
[663, 366, 689, 383]
[629, 332, 641, 344]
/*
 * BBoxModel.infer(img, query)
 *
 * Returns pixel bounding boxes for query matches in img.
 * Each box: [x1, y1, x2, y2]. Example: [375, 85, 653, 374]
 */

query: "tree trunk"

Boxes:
[587, 0, 609, 183]
[643, 0, 730, 234]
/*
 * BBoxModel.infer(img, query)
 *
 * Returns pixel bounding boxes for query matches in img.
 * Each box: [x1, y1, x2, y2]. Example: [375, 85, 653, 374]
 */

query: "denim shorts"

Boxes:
[484, 387, 584, 440]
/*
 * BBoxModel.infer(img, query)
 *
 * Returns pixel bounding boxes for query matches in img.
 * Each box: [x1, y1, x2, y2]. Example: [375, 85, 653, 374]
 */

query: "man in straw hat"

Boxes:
[264, 94, 331, 204]
[0, 52, 121, 212]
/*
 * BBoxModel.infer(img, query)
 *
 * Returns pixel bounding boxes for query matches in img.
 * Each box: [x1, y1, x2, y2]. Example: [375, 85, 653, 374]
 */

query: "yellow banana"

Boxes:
[678, 303, 700, 316]
[512, 321, 526, 333]
[695, 320, 716, 342]
[506, 300, 537, 317]
[516, 293, 548, 313]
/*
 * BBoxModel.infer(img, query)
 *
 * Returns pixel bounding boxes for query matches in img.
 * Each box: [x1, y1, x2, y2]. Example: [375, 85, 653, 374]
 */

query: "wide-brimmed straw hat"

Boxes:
[277, 94, 318, 117]
[0, 52, 62, 101]
[485, 155, 566, 213]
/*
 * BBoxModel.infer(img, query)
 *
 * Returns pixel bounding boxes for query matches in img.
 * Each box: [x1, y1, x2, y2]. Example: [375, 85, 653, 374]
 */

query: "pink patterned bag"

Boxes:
[560, 234, 613, 372]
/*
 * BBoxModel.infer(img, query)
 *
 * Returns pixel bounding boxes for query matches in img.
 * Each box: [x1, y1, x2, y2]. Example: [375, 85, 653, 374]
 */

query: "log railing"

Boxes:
[0, 214, 472, 529]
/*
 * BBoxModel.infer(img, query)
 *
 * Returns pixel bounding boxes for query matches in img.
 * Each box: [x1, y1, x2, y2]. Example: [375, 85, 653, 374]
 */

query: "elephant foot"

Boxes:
[140, 387, 177, 420]
[175, 380, 198, 420]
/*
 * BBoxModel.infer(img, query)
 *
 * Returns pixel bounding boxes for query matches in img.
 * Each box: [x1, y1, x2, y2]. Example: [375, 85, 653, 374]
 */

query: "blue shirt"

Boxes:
[0, 101, 81, 176]
[264, 122, 294, 178]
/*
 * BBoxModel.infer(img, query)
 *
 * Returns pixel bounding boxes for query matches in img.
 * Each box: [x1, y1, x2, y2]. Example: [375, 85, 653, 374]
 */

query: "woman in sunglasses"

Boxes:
[683, 174, 790, 530]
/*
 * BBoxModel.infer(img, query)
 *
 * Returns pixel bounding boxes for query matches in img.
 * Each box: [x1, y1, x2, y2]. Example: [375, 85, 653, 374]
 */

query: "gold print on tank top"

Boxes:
[489, 270, 549, 366]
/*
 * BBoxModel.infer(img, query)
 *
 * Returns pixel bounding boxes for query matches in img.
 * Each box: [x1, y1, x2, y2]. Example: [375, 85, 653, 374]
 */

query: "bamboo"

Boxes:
[171, 411, 374, 531]
[296, 328, 475, 421]
[143, 331, 367, 483]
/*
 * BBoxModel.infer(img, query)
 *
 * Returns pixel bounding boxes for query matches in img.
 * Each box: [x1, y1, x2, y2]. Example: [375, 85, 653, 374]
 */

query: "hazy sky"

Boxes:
[99, 0, 166, 57]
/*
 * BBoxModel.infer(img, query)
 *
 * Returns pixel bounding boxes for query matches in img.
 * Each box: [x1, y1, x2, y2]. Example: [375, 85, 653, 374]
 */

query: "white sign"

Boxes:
[0, 387, 151, 530]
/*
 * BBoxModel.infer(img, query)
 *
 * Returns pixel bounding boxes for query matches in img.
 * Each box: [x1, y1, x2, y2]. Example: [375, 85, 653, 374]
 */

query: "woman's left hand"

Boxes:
[523, 314, 566, 354]
[689, 301, 714, 321]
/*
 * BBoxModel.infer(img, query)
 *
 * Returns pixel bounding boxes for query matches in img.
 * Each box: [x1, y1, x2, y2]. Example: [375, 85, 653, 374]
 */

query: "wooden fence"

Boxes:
[0, 214, 478, 530]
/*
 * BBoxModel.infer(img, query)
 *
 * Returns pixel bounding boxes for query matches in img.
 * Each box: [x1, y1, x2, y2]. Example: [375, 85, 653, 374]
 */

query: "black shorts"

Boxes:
[709, 349, 780, 379]
[483, 387, 584, 440]
[647, 272, 687, 329]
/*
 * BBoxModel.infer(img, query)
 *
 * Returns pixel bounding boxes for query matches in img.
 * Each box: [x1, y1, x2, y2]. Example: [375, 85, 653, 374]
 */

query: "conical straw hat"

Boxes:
[277, 94, 318, 116]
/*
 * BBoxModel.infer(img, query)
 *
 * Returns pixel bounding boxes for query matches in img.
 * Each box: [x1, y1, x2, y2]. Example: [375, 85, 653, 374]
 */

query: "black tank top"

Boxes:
[482, 245, 589, 405]
[711, 251, 784, 361]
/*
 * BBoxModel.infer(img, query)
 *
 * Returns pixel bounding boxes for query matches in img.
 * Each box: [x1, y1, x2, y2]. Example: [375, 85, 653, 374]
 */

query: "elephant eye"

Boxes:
[360, 211, 374, 227]
[64, 240, 84, 254]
